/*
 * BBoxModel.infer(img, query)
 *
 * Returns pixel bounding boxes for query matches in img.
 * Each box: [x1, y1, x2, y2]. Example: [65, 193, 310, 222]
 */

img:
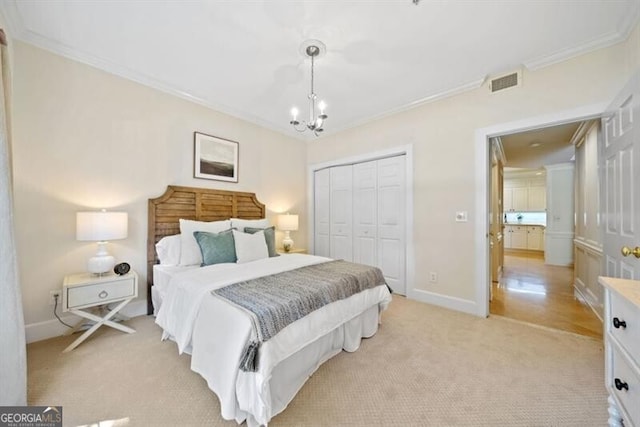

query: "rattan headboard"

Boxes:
[147, 185, 265, 314]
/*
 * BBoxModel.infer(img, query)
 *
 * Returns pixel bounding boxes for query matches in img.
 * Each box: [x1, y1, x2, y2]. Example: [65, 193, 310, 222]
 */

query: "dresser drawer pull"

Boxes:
[613, 317, 627, 329]
[98, 290, 108, 299]
[614, 378, 629, 391]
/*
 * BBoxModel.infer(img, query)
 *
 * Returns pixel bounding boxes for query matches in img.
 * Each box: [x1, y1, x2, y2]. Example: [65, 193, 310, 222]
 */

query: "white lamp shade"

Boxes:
[76, 211, 128, 241]
[277, 214, 299, 231]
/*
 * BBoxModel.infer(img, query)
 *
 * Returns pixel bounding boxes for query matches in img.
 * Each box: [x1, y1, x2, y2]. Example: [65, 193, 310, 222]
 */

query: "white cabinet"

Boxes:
[527, 186, 546, 211]
[510, 225, 528, 249]
[503, 187, 528, 211]
[600, 277, 640, 427]
[526, 226, 544, 251]
[314, 155, 406, 295]
[504, 225, 544, 251]
[503, 179, 546, 212]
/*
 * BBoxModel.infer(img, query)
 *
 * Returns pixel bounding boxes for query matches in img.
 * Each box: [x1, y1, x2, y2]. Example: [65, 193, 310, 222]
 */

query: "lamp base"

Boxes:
[282, 233, 294, 253]
[87, 254, 115, 275]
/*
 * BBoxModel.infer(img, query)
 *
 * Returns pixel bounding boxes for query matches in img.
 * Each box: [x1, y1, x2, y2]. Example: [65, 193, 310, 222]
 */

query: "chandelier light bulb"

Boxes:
[291, 107, 299, 121]
[318, 101, 326, 115]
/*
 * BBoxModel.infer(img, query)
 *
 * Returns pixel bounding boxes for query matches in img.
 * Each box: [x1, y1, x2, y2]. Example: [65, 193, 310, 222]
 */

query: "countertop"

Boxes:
[599, 276, 640, 308]
[504, 223, 546, 227]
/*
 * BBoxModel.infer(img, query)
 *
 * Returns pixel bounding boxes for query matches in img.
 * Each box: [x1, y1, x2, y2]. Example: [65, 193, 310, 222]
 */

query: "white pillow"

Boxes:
[232, 230, 269, 264]
[231, 218, 270, 232]
[155, 234, 181, 265]
[179, 219, 231, 266]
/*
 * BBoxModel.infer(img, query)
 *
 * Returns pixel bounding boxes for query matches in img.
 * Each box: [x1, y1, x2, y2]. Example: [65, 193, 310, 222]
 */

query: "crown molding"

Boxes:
[524, 5, 639, 71]
[324, 77, 486, 137]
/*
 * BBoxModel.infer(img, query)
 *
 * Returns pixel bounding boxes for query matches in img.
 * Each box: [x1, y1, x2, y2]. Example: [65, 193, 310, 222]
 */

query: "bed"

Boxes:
[148, 185, 392, 426]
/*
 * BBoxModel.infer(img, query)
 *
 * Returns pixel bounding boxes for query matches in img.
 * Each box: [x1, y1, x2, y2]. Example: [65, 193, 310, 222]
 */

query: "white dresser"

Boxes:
[600, 276, 640, 427]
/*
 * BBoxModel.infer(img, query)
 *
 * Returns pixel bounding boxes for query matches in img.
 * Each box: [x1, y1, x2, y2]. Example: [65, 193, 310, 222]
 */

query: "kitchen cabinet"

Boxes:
[527, 186, 546, 211]
[526, 226, 544, 250]
[504, 187, 528, 212]
[504, 225, 544, 251]
[503, 179, 546, 212]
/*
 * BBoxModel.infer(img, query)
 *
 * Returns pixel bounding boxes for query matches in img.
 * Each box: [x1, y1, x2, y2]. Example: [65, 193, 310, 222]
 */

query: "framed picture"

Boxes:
[194, 132, 239, 182]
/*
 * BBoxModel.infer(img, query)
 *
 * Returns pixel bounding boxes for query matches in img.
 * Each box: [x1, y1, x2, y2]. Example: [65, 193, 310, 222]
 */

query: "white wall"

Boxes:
[307, 22, 640, 311]
[11, 42, 307, 340]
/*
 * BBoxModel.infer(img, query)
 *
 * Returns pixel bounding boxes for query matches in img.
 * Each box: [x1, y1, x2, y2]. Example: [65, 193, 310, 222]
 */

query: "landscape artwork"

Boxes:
[194, 132, 239, 182]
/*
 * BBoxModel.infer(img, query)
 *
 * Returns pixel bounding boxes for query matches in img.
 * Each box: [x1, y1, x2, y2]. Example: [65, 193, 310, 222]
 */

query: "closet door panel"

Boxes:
[314, 168, 331, 257]
[353, 161, 377, 266]
[377, 156, 406, 295]
[330, 165, 353, 261]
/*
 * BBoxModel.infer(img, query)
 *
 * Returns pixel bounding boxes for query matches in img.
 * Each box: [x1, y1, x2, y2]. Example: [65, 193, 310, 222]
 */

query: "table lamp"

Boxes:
[76, 210, 128, 274]
[277, 213, 299, 252]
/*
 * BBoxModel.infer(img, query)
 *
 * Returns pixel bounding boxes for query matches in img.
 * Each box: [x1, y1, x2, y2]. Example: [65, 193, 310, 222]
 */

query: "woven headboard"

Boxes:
[147, 185, 265, 314]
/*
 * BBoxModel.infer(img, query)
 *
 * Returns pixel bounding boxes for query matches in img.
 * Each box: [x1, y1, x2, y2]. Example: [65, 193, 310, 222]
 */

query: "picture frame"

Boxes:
[194, 132, 239, 183]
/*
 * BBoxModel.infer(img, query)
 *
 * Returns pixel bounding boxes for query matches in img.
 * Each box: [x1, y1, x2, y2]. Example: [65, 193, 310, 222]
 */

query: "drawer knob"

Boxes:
[98, 290, 108, 299]
[613, 317, 627, 329]
[614, 378, 629, 392]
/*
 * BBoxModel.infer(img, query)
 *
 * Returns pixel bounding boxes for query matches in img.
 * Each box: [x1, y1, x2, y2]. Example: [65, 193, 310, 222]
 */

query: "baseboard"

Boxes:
[25, 299, 148, 344]
[573, 283, 604, 323]
[408, 288, 479, 316]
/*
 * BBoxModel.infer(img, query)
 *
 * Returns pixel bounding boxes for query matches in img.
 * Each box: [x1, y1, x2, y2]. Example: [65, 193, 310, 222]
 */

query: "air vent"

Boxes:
[489, 71, 521, 93]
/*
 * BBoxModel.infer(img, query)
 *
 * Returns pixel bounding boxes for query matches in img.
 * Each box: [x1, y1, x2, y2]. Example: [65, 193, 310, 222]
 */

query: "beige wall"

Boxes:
[307, 22, 640, 304]
[12, 42, 307, 329]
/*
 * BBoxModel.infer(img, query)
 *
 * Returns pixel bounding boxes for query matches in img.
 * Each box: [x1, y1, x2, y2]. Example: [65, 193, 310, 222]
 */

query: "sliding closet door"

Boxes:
[314, 168, 331, 257]
[377, 156, 406, 295]
[353, 161, 377, 266]
[329, 165, 353, 261]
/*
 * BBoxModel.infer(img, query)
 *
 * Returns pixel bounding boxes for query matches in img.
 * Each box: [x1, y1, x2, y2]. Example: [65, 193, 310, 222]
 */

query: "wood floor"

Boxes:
[490, 252, 603, 339]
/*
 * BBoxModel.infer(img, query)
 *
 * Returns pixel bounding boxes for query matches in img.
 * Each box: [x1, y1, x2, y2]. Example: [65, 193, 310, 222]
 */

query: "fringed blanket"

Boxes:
[212, 260, 387, 372]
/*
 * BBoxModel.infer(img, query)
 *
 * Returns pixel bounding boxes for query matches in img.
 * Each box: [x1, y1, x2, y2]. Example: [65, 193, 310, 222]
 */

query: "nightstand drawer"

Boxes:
[67, 277, 135, 309]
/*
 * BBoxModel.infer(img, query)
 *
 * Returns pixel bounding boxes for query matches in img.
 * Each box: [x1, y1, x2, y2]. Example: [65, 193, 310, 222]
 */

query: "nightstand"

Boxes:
[277, 248, 307, 254]
[62, 271, 138, 352]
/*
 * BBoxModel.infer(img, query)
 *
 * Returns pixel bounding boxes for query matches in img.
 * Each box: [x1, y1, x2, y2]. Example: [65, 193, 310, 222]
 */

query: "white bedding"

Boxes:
[154, 254, 392, 425]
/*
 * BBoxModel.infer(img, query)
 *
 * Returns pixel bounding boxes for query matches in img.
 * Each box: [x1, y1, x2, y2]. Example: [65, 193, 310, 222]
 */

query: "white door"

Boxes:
[314, 168, 331, 257]
[377, 156, 406, 295]
[330, 165, 353, 261]
[602, 72, 640, 280]
[353, 161, 377, 266]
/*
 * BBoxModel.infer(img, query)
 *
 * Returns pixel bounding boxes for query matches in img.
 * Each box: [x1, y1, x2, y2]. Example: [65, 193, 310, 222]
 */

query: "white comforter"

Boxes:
[155, 254, 392, 425]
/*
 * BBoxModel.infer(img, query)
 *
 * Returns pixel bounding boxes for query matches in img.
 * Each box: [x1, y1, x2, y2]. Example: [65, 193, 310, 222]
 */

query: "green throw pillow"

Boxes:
[193, 229, 237, 266]
[244, 226, 279, 257]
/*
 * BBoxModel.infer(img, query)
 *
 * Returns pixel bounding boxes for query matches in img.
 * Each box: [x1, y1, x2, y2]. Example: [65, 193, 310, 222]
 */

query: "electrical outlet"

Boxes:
[429, 272, 438, 283]
[49, 290, 61, 306]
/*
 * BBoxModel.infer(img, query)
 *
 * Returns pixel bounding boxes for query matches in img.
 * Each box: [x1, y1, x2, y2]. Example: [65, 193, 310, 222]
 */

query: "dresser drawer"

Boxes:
[611, 348, 640, 424]
[609, 291, 640, 364]
[66, 277, 135, 309]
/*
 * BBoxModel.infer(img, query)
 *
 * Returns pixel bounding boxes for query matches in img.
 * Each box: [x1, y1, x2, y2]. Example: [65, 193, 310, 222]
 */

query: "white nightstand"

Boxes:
[62, 271, 138, 352]
[277, 248, 307, 255]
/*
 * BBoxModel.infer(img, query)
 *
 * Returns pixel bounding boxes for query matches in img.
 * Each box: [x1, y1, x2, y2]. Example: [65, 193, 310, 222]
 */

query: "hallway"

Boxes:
[490, 253, 602, 339]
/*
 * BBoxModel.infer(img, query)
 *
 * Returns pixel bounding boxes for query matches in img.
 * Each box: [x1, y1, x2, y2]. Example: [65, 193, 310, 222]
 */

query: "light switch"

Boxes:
[455, 211, 468, 222]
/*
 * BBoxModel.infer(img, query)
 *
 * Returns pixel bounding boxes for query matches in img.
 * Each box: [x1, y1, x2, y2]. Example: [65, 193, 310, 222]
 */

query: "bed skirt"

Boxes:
[190, 298, 382, 426]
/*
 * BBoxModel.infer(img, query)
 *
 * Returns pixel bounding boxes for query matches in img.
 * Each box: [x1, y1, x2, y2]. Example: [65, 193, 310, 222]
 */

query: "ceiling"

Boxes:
[1, 1, 638, 140]
[500, 121, 583, 171]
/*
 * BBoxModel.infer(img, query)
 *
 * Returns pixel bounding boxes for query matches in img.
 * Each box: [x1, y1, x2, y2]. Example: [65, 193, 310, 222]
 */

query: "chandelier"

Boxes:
[289, 40, 328, 136]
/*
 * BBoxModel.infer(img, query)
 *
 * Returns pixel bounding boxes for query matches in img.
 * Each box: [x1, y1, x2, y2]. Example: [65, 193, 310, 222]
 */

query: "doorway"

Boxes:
[487, 121, 603, 338]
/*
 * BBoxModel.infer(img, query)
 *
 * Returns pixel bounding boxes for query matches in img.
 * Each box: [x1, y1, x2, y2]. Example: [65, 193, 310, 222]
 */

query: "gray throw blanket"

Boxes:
[212, 260, 387, 372]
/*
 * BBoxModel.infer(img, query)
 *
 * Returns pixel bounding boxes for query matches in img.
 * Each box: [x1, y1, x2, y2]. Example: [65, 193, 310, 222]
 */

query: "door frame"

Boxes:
[474, 103, 607, 317]
[307, 144, 414, 298]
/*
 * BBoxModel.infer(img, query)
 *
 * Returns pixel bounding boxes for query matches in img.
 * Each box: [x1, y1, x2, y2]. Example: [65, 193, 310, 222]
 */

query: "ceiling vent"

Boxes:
[489, 70, 521, 93]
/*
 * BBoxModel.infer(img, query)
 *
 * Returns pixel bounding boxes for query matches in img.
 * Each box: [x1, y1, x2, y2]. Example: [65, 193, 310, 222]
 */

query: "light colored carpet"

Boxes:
[27, 296, 607, 426]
